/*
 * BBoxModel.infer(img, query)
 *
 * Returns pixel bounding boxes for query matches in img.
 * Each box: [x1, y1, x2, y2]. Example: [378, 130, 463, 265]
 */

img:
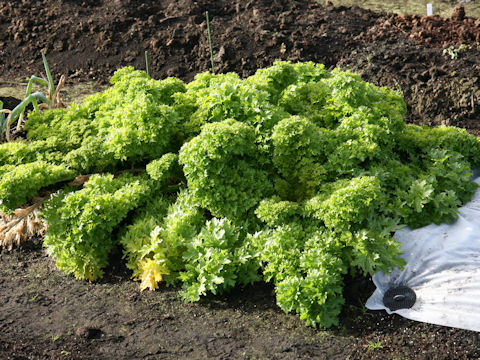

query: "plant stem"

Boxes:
[41, 53, 55, 105]
[145, 51, 150, 77]
[9, 93, 49, 123]
[205, 11, 215, 73]
[25, 76, 48, 98]
[6, 92, 49, 142]
[0, 101, 4, 128]
[17, 76, 48, 131]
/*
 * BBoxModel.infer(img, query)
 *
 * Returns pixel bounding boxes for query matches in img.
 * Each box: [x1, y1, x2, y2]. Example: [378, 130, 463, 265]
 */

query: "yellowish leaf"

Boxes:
[139, 258, 169, 291]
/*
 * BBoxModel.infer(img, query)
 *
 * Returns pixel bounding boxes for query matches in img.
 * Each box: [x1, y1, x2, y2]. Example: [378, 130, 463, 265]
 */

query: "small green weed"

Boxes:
[366, 339, 383, 351]
[443, 44, 470, 59]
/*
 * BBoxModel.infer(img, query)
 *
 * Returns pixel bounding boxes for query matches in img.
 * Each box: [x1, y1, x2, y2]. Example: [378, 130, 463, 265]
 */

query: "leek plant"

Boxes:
[1, 53, 66, 142]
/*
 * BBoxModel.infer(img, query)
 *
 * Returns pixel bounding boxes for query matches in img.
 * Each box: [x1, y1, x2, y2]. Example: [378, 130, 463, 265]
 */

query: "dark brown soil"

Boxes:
[1, 0, 480, 359]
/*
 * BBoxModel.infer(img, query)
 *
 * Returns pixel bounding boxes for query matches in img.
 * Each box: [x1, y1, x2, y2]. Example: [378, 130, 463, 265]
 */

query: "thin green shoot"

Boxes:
[205, 11, 215, 73]
[145, 51, 150, 78]
[32, 98, 39, 113]
[0, 101, 6, 139]
[25, 76, 48, 96]
[41, 52, 55, 105]
[0, 100, 4, 124]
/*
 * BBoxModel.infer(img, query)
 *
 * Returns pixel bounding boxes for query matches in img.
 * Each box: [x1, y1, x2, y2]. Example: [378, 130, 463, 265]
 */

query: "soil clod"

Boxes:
[75, 326, 102, 340]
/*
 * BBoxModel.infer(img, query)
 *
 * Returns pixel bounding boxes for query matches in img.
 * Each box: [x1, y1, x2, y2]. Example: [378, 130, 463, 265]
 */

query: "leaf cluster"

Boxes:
[41, 173, 152, 280]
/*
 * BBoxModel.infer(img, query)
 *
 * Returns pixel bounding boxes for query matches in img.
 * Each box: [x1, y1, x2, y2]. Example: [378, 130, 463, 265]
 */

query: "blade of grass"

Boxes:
[205, 11, 215, 73]
[32, 98, 39, 113]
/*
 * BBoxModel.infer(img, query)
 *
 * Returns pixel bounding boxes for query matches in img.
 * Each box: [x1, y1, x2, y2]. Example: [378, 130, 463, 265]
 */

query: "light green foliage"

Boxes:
[172, 70, 288, 150]
[304, 176, 384, 231]
[251, 224, 347, 328]
[0, 161, 74, 213]
[179, 217, 260, 302]
[25, 106, 96, 151]
[157, 190, 206, 279]
[247, 61, 327, 104]
[0, 140, 65, 166]
[6, 61, 480, 328]
[271, 116, 331, 200]
[23, 67, 184, 173]
[41, 173, 152, 281]
[62, 68, 180, 172]
[398, 148, 477, 228]
[146, 153, 184, 192]
[398, 124, 480, 168]
[119, 195, 172, 281]
[179, 119, 274, 219]
[255, 196, 302, 227]
[120, 188, 205, 284]
[122, 189, 206, 288]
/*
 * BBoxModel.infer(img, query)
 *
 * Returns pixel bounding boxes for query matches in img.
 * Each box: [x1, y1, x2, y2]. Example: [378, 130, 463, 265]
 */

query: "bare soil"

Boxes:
[1, 0, 480, 359]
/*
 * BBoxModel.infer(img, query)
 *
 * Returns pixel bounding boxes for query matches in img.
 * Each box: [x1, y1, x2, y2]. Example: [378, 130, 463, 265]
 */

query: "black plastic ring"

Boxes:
[383, 285, 416, 311]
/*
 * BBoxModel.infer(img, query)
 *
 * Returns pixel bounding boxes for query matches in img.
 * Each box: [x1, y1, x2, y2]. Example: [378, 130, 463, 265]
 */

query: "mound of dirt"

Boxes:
[370, 9, 480, 47]
[0, 0, 380, 83]
[338, 40, 480, 134]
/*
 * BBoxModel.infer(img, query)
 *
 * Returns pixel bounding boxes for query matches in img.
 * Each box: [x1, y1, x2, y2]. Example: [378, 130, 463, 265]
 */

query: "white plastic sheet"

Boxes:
[366, 177, 480, 332]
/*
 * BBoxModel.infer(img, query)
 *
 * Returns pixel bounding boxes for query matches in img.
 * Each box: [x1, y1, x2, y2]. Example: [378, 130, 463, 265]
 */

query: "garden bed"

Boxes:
[1, 0, 480, 359]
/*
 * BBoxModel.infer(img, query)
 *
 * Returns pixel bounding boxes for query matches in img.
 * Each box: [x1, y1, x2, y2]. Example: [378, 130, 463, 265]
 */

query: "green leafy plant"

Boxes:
[0, 161, 74, 214]
[2, 61, 480, 328]
[179, 217, 260, 302]
[366, 339, 383, 351]
[41, 173, 153, 280]
[118, 194, 172, 290]
[442, 44, 470, 59]
[179, 119, 274, 219]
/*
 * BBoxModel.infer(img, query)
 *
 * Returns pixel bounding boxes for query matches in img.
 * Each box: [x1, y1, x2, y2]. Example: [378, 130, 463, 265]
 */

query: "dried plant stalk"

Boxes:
[0, 203, 46, 250]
